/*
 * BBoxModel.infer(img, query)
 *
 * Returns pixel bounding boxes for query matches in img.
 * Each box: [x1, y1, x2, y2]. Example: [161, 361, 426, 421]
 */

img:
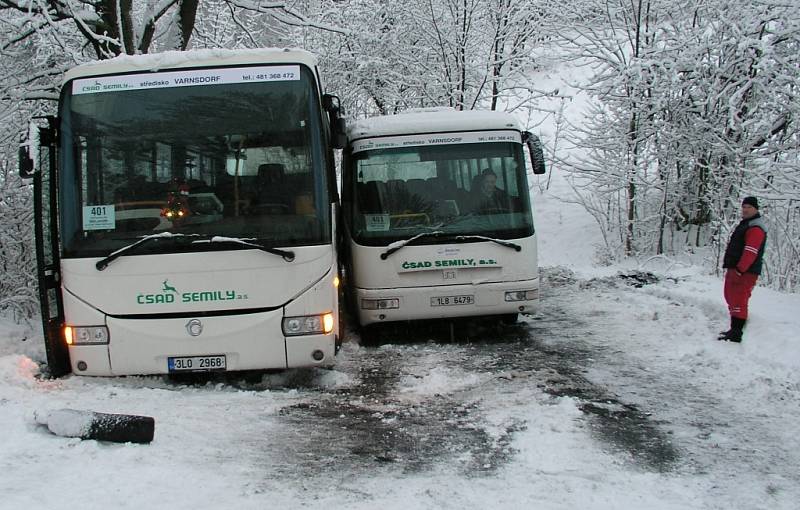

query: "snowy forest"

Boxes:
[1, 0, 798, 320]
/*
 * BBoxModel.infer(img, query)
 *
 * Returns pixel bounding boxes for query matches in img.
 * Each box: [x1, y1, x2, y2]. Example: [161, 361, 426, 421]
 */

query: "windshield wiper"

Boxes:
[451, 235, 522, 252]
[380, 231, 445, 260]
[380, 231, 521, 260]
[191, 236, 295, 262]
[96, 232, 196, 271]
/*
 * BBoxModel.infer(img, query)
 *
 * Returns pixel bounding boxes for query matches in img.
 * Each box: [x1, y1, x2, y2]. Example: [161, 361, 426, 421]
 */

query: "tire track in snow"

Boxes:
[271, 342, 524, 478]
[267, 266, 681, 479]
[555, 268, 800, 498]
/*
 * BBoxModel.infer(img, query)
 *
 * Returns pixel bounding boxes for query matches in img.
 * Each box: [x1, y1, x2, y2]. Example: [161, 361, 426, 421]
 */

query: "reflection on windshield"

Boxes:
[349, 142, 534, 245]
[59, 66, 330, 258]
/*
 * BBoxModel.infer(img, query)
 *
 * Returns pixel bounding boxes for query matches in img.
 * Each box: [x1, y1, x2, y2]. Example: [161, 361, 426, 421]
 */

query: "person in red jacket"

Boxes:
[719, 196, 767, 342]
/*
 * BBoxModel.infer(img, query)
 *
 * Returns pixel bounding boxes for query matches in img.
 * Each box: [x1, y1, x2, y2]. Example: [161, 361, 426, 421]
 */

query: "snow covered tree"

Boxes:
[0, 0, 199, 58]
[300, 0, 551, 117]
[557, 0, 800, 289]
[0, 149, 38, 319]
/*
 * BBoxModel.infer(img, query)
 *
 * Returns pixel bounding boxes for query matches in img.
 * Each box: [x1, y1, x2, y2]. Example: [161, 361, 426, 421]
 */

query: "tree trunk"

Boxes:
[626, 109, 638, 256]
[178, 0, 200, 50]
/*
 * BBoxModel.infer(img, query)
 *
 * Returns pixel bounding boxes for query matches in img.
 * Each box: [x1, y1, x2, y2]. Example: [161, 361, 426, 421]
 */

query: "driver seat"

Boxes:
[256, 163, 290, 214]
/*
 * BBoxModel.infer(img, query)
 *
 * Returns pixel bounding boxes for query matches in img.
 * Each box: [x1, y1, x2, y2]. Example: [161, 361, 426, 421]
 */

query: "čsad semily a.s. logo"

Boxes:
[136, 279, 248, 305]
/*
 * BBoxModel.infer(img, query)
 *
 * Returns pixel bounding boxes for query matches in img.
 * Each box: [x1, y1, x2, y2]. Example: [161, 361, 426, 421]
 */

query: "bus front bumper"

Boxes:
[355, 279, 539, 326]
[66, 310, 336, 376]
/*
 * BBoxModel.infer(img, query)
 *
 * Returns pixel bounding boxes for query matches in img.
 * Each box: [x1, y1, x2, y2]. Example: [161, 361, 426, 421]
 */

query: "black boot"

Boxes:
[718, 316, 735, 340]
[722, 317, 746, 343]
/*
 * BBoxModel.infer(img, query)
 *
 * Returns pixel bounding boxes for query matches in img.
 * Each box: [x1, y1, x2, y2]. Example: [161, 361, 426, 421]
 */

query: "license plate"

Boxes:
[431, 295, 474, 306]
[168, 355, 226, 372]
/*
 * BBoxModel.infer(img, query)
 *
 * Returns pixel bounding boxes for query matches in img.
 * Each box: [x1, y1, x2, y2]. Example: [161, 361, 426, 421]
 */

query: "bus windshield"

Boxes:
[348, 141, 534, 245]
[59, 65, 330, 258]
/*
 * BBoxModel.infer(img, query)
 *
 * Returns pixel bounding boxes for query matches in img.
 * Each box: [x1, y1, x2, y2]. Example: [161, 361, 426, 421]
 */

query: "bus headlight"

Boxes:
[504, 290, 538, 302]
[64, 325, 109, 345]
[361, 298, 400, 310]
[282, 313, 335, 336]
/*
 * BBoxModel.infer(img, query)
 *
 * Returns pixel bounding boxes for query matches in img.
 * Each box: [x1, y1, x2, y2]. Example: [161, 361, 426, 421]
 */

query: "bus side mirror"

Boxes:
[18, 121, 40, 179]
[523, 131, 546, 175]
[19, 145, 36, 178]
[333, 117, 347, 150]
[323, 93, 347, 149]
[322, 93, 339, 113]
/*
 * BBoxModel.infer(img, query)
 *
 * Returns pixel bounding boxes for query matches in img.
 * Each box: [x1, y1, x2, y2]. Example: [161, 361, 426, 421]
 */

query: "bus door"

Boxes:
[20, 118, 70, 376]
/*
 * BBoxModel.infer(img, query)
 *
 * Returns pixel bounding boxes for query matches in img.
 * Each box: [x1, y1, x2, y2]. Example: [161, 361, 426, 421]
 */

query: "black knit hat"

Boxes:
[742, 196, 759, 209]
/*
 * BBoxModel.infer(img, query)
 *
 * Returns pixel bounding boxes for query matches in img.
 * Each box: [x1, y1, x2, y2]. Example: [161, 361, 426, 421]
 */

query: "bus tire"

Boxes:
[44, 320, 71, 378]
[499, 313, 519, 325]
[359, 324, 382, 346]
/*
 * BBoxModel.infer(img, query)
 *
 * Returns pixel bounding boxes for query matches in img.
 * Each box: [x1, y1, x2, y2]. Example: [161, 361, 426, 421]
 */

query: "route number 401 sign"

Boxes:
[83, 205, 115, 230]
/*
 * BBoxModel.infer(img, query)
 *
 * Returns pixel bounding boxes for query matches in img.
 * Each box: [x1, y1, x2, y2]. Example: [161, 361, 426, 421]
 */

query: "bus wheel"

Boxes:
[44, 321, 71, 378]
[359, 324, 382, 346]
[499, 313, 519, 325]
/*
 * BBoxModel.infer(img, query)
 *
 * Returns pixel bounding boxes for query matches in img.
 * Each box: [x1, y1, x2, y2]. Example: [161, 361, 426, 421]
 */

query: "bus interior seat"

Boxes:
[257, 163, 286, 187]
[358, 181, 384, 213]
[290, 172, 315, 214]
[405, 178, 429, 201]
[385, 179, 412, 213]
[255, 163, 290, 213]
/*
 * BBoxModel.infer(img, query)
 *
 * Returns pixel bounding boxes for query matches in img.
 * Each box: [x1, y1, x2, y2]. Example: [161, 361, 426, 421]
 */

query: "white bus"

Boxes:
[19, 48, 346, 376]
[340, 108, 546, 342]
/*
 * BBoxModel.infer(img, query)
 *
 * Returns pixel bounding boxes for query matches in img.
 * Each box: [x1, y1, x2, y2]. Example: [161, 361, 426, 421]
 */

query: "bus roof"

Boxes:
[347, 108, 524, 142]
[63, 48, 319, 84]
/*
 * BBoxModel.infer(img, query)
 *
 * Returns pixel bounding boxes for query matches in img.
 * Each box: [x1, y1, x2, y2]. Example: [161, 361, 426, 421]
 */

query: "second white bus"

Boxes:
[340, 108, 546, 342]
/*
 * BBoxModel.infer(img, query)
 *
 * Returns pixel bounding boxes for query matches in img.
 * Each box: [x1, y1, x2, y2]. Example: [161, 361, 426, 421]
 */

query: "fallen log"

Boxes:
[35, 409, 155, 444]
